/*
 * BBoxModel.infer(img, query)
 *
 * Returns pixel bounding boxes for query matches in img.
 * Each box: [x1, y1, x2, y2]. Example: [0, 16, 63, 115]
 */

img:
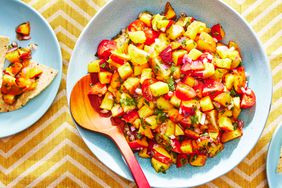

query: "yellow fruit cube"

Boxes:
[139, 12, 152, 27]
[151, 157, 171, 173]
[98, 71, 112, 84]
[200, 96, 214, 112]
[221, 129, 242, 143]
[197, 32, 216, 52]
[140, 68, 153, 84]
[123, 77, 140, 93]
[170, 95, 181, 108]
[100, 92, 114, 110]
[88, 59, 101, 73]
[218, 116, 234, 131]
[134, 63, 149, 76]
[128, 44, 149, 65]
[184, 21, 206, 40]
[175, 124, 184, 136]
[149, 81, 169, 97]
[181, 39, 197, 52]
[213, 92, 232, 107]
[128, 31, 146, 44]
[166, 24, 184, 40]
[214, 58, 232, 69]
[145, 115, 158, 129]
[187, 48, 203, 60]
[120, 93, 136, 112]
[156, 97, 173, 110]
[172, 50, 187, 65]
[138, 105, 154, 118]
[117, 62, 133, 80]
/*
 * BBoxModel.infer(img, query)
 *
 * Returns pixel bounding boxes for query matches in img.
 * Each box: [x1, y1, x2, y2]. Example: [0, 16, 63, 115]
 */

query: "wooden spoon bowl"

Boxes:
[70, 74, 150, 188]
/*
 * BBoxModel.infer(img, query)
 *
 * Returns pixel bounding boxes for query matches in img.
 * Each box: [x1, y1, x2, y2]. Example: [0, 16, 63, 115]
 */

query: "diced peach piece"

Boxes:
[189, 154, 207, 166]
[221, 129, 243, 143]
[200, 96, 214, 112]
[164, 2, 176, 19]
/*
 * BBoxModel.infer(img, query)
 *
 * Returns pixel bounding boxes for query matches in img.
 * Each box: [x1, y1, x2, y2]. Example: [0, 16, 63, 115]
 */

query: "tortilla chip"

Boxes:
[0, 62, 58, 112]
[277, 147, 282, 173]
[0, 36, 10, 86]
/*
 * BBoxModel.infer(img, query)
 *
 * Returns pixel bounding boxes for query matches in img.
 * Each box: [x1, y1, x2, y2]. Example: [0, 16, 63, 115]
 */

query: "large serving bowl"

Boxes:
[67, 0, 272, 187]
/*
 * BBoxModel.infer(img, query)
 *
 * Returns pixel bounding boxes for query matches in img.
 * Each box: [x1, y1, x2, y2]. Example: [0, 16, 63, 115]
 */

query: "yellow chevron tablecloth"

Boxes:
[0, 0, 281, 187]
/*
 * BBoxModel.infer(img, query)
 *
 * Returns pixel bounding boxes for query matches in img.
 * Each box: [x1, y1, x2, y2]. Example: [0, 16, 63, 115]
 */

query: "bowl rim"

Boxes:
[67, 0, 272, 187]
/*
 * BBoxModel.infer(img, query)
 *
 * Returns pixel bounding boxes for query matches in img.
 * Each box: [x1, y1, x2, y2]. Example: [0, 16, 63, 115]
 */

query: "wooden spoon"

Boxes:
[70, 74, 150, 188]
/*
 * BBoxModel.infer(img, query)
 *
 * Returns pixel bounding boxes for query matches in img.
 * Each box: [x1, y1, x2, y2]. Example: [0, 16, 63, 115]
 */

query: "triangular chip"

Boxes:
[0, 62, 57, 112]
[0, 36, 10, 86]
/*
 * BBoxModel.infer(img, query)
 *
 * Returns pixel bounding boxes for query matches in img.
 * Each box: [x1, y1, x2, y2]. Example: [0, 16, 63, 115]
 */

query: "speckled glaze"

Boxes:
[67, 0, 272, 187]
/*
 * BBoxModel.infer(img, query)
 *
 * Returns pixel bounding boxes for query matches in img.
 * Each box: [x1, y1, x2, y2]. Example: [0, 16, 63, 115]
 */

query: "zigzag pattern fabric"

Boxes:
[0, 0, 281, 187]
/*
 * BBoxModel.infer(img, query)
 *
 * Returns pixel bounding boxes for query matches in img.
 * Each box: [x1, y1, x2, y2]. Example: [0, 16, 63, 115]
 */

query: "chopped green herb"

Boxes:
[155, 108, 168, 123]
[121, 97, 136, 106]
[230, 88, 238, 97]
[170, 64, 177, 72]
[168, 77, 175, 91]
[190, 115, 198, 125]
[100, 62, 106, 68]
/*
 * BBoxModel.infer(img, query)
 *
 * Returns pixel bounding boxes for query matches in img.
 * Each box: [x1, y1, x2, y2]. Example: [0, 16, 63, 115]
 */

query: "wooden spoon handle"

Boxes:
[111, 133, 151, 188]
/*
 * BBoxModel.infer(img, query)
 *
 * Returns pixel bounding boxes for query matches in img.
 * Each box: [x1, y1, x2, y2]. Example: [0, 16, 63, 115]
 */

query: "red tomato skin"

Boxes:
[141, 79, 155, 101]
[211, 24, 225, 41]
[159, 45, 173, 65]
[88, 94, 111, 117]
[171, 138, 182, 153]
[122, 110, 139, 123]
[202, 79, 224, 99]
[175, 82, 196, 101]
[144, 28, 160, 45]
[176, 154, 188, 168]
[241, 89, 256, 108]
[128, 20, 145, 31]
[97, 40, 117, 60]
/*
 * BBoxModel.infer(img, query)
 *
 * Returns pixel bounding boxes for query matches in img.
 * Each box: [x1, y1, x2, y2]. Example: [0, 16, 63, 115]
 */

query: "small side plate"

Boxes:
[0, 0, 62, 138]
[267, 124, 282, 187]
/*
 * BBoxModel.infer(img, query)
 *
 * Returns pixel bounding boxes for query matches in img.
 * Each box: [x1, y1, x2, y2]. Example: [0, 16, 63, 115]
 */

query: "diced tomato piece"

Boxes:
[97, 40, 117, 60]
[179, 116, 192, 128]
[175, 82, 196, 101]
[198, 52, 213, 63]
[142, 79, 156, 101]
[180, 102, 196, 116]
[128, 20, 146, 32]
[234, 66, 246, 94]
[90, 73, 99, 85]
[129, 139, 148, 150]
[111, 116, 125, 127]
[184, 129, 200, 139]
[122, 110, 139, 123]
[193, 80, 204, 98]
[241, 89, 256, 108]
[110, 54, 126, 65]
[159, 45, 173, 65]
[88, 94, 111, 117]
[176, 154, 188, 168]
[181, 60, 204, 72]
[170, 138, 182, 153]
[88, 82, 107, 96]
[144, 28, 160, 45]
[146, 139, 156, 156]
[211, 24, 225, 41]
[202, 79, 224, 99]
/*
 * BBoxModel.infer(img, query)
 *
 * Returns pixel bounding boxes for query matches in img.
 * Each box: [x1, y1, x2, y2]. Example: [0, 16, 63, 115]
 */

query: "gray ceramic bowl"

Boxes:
[67, 0, 272, 187]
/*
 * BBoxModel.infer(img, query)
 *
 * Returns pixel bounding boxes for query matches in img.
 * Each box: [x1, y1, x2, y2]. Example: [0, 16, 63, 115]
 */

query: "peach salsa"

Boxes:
[87, 2, 256, 173]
